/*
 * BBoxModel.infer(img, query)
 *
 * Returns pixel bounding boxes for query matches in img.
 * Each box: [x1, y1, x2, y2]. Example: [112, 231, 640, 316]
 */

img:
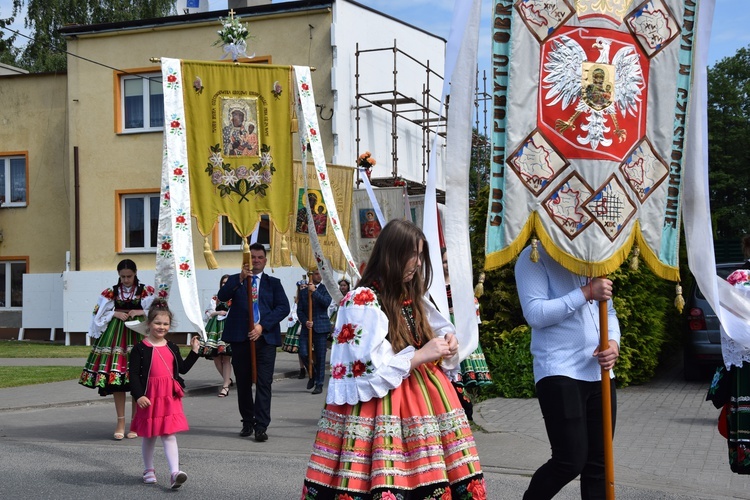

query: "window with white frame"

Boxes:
[121, 73, 164, 132]
[0, 260, 26, 308]
[121, 193, 160, 251]
[0, 155, 27, 207]
[219, 215, 270, 249]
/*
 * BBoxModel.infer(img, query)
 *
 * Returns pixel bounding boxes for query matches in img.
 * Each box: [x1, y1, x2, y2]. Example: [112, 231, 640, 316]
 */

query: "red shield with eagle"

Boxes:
[538, 26, 648, 162]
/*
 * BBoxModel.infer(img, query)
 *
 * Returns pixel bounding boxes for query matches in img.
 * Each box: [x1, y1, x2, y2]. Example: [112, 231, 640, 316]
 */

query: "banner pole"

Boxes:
[599, 297, 615, 500]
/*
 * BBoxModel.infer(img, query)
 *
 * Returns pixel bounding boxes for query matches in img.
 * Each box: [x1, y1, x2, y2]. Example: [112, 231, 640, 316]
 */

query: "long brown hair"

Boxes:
[359, 219, 434, 352]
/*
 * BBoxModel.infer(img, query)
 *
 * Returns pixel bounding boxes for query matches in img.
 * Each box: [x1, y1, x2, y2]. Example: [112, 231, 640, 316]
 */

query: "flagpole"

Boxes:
[243, 252, 257, 385]
[599, 298, 615, 500]
[307, 271, 314, 379]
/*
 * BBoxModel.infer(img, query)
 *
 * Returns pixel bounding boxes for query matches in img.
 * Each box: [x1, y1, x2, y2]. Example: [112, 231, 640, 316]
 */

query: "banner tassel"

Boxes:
[203, 236, 219, 270]
[530, 237, 540, 263]
[280, 234, 292, 266]
[474, 272, 485, 298]
[674, 283, 685, 313]
[630, 244, 640, 271]
[291, 107, 298, 133]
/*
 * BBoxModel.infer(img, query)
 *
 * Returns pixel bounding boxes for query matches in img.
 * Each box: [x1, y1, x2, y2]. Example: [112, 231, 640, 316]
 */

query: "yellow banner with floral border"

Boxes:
[178, 60, 294, 237]
[270, 161, 353, 271]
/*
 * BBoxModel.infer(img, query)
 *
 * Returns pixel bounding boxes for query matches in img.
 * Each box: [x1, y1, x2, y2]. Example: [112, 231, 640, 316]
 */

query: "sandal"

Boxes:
[229, 378, 234, 387]
[218, 386, 230, 398]
[143, 469, 157, 485]
[126, 431, 138, 439]
[114, 416, 125, 440]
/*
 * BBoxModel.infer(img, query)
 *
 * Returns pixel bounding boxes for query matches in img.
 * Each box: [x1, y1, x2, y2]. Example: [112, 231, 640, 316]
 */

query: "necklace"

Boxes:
[400, 299, 421, 347]
[120, 285, 136, 302]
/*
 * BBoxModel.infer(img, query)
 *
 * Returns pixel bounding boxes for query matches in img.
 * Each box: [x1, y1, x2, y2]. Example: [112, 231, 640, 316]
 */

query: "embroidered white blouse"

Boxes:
[326, 287, 458, 406]
[87, 285, 156, 339]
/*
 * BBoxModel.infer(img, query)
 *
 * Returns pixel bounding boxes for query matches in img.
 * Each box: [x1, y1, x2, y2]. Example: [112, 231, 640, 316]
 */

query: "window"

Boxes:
[120, 193, 160, 252]
[0, 260, 26, 308]
[0, 154, 27, 207]
[218, 215, 270, 250]
[120, 72, 163, 133]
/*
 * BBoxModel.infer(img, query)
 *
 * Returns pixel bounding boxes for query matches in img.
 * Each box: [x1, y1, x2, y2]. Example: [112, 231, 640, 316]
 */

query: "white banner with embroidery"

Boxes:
[158, 57, 206, 337]
[292, 66, 360, 299]
[485, 0, 703, 281]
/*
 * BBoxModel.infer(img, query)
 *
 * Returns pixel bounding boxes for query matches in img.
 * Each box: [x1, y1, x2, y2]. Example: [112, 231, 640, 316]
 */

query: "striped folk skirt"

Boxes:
[303, 362, 486, 499]
[79, 318, 137, 396]
[728, 363, 750, 474]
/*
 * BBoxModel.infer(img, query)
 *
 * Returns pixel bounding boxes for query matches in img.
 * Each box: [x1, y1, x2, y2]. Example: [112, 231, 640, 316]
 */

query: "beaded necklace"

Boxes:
[400, 299, 422, 347]
[371, 281, 422, 347]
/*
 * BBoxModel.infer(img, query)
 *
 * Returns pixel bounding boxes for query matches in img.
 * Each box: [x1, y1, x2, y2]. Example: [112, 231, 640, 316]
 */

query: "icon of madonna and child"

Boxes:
[221, 98, 259, 157]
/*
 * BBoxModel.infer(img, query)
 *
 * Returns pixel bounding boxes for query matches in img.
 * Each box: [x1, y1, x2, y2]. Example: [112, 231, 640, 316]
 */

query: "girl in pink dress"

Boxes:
[129, 301, 200, 489]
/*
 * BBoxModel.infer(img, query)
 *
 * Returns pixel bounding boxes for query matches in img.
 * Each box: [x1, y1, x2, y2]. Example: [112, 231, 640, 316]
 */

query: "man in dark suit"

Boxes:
[297, 268, 332, 395]
[219, 243, 290, 442]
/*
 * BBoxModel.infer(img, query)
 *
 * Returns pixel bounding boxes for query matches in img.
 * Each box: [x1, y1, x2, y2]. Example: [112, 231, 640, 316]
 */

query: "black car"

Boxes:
[683, 262, 743, 380]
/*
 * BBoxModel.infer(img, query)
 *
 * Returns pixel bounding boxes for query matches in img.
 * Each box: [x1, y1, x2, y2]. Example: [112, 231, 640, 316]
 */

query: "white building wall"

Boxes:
[24, 267, 316, 337]
[331, 1, 447, 190]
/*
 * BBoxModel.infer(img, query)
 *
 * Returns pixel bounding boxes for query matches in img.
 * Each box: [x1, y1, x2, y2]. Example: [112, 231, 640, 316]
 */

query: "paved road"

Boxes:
[0, 353, 749, 499]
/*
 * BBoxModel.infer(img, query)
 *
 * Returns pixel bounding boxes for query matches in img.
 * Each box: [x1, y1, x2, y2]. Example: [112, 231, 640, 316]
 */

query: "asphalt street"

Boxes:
[1, 352, 749, 499]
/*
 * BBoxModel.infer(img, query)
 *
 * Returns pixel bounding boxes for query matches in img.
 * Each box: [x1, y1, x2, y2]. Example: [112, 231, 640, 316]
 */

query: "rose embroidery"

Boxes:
[353, 288, 375, 306]
[331, 363, 347, 379]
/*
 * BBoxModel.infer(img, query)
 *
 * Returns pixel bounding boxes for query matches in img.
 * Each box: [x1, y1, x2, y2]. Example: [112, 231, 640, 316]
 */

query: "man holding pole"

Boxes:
[515, 241, 620, 500]
[219, 243, 290, 442]
[296, 268, 332, 395]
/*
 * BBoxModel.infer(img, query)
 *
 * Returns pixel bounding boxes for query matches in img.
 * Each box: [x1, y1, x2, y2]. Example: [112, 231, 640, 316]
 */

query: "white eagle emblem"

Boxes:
[543, 36, 644, 150]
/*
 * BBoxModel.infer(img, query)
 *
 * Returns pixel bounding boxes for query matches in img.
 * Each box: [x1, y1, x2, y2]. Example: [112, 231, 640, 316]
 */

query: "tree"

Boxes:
[707, 45, 750, 239]
[0, 9, 20, 67]
[9, 0, 176, 72]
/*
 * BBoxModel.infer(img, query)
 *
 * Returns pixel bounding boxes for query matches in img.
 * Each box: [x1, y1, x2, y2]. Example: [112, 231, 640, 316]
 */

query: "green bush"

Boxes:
[480, 322, 535, 398]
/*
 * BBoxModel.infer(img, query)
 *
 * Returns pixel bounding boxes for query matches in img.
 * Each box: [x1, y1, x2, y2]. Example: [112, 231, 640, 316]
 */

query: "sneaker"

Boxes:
[170, 471, 187, 489]
[142, 469, 157, 485]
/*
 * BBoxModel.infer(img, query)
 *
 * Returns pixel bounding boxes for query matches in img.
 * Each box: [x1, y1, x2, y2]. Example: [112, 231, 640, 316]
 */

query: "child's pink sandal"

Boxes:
[142, 469, 157, 484]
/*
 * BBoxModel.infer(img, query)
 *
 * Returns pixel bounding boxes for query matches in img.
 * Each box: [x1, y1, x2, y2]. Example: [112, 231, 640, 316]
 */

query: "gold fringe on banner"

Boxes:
[203, 236, 219, 269]
[674, 283, 685, 313]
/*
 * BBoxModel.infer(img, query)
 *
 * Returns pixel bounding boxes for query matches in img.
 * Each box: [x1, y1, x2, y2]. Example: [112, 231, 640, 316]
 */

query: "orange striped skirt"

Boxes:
[303, 363, 486, 499]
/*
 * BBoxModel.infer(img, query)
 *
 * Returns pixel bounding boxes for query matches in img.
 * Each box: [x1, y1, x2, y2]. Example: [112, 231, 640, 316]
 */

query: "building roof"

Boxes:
[58, 0, 444, 42]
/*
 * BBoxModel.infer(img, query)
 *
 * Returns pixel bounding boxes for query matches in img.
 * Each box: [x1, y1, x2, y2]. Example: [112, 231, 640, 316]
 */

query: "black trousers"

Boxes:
[523, 376, 617, 500]
[230, 337, 276, 433]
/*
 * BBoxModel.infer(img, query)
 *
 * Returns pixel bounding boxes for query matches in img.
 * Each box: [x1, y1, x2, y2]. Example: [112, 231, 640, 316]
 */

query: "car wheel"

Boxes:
[683, 350, 703, 381]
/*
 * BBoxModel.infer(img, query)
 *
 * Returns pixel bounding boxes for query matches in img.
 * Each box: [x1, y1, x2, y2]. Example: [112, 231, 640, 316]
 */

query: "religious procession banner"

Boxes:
[349, 187, 406, 272]
[269, 161, 354, 272]
[485, 0, 706, 280]
[177, 59, 294, 238]
[156, 58, 294, 334]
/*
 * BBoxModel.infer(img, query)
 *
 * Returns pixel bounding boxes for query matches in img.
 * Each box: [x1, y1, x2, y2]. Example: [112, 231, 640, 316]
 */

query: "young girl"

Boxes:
[201, 274, 234, 397]
[302, 219, 486, 499]
[129, 300, 200, 489]
[79, 259, 155, 440]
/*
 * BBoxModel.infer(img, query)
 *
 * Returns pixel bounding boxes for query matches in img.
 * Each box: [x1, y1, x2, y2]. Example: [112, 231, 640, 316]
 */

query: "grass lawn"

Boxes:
[0, 340, 192, 388]
[0, 366, 83, 388]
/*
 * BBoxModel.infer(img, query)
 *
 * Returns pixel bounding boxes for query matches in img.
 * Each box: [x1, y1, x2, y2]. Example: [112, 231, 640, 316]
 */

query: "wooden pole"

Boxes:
[599, 298, 615, 500]
[243, 252, 257, 385]
[307, 271, 314, 378]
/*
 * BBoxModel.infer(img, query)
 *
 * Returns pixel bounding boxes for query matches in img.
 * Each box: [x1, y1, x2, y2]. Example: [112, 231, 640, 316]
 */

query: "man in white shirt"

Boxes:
[515, 242, 620, 500]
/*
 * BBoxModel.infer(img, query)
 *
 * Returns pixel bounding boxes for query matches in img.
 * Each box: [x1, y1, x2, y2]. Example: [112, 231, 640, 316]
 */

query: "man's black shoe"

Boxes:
[240, 425, 252, 437]
[254, 430, 268, 442]
[297, 368, 306, 379]
[306, 378, 315, 390]
[312, 385, 323, 395]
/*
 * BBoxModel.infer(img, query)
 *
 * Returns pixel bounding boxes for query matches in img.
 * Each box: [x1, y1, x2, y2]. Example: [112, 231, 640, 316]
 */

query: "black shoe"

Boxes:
[240, 425, 252, 437]
[306, 378, 315, 390]
[297, 368, 306, 379]
[312, 385, 323, 395]
[254, 430, 268, 442]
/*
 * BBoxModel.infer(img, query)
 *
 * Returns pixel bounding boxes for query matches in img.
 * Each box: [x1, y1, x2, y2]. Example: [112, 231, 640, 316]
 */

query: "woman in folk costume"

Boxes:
[302, 219, 486, 499]
[79, 258, 156, 440]
[441, 248, 492, 421]
[200, 274, 234, 397]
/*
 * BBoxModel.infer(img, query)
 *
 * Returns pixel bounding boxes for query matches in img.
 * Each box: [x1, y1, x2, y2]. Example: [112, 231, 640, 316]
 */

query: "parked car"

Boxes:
[683, 262, 743, 380]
